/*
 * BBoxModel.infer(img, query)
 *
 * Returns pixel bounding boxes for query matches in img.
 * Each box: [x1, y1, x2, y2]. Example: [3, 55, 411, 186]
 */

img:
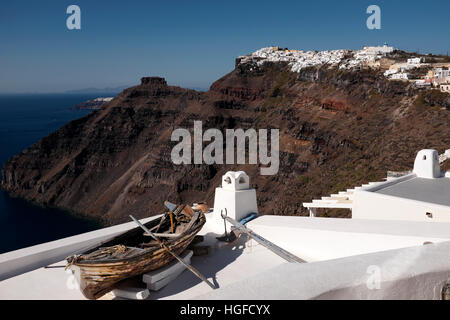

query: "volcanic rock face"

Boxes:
[2, 60, 450, 225]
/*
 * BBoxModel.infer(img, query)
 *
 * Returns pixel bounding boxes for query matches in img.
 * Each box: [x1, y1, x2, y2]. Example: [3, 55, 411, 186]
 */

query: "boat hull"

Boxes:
[68, 213, 205, 299]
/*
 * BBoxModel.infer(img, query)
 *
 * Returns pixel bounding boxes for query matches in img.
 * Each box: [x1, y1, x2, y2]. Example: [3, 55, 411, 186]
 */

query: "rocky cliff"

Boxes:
[2, 56, 450, 225]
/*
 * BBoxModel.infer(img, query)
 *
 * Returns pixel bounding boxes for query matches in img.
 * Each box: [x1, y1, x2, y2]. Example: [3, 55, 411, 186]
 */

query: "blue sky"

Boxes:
[0, 0, 449, 93]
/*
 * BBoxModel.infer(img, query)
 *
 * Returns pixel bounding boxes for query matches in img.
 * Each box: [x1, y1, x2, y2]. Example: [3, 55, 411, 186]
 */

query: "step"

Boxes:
[111, 284, 150, 300]
[323, 196, 346, 200]
[331, 195, 349, 199]
[303, 202, 353, 209]
[336, 200, 353, 204]
[323, 196, 349, 201]
[313, 199, 338, 204]
[143, 250, 193, 286]
[147, 269, 185, 291]
[330, 194, 349, 198]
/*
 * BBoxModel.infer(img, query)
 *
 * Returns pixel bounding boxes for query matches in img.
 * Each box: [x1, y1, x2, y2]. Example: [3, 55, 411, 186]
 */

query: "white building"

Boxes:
[362, 45, 394, 55]
[435, 68, 450, 78]
[415, 79, 431, 87]
[441, 84, 450, 92]
[407, 57, 422, 65]
[390, 72, 411, 80]
[353, 150, 450, 222]
[304, 149, 450, 223]
[384, 69, 398, 77]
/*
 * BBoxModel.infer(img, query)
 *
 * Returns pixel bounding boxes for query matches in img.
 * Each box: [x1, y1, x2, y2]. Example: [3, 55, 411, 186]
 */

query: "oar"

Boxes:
[221, 213, 306, 263]
[129, 215, 217, 290]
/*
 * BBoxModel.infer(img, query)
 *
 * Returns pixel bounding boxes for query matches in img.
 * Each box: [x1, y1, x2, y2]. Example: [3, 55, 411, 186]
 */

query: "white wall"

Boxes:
[0, 216, 158, 281]
[353, 190, 450, 222]
[196, 240, 450, 300]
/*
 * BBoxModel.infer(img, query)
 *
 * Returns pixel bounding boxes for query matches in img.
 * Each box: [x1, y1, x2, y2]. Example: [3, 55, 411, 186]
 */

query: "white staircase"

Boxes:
[302, 180, 384, 216]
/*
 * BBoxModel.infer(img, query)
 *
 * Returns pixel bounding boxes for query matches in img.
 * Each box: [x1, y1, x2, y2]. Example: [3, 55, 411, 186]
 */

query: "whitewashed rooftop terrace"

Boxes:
[374, 176, 450, 207]
[1, 214, 450, 300]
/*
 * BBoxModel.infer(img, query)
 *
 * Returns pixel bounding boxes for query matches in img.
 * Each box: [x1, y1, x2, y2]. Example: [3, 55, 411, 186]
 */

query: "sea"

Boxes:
[0, 94, 112, 254]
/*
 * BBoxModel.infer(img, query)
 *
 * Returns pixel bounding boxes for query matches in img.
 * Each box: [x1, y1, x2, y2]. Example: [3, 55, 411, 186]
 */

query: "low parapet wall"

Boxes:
[0, 216, 159, 281]
[353, 189, 450, 222]
[244, 215, 450, 262]
[196, 240, 450, 300]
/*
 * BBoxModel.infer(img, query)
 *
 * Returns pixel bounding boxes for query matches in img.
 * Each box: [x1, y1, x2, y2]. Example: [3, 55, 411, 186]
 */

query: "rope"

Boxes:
[65, 245, 128, 270]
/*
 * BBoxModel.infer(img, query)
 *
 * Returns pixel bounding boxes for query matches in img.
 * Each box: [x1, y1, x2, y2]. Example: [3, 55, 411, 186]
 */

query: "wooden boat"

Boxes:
[65, 202, 206, 300]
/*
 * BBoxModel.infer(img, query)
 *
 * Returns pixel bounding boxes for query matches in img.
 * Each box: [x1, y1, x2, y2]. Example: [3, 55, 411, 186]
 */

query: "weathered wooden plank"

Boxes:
[143, 233, 181, 238]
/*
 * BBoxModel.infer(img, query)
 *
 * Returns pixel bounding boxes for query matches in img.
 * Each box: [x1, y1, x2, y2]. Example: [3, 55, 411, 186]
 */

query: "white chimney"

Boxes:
[413, 149, 442, 179]
[211, 171, 258, 231]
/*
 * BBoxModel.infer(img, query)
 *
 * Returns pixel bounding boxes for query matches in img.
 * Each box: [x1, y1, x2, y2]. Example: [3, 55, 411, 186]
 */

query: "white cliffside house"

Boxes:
[352, 150, 450, 222]
[435, 67, 450, 78]
[362, 45, 394, 55]
[441, 83, 450, 92]
[238, 45, 398, 74]
[415, 79, 431, 87]
[390, 72, 411, 80]
[407, 57, 423, 65]
[304, 149, 450, 223]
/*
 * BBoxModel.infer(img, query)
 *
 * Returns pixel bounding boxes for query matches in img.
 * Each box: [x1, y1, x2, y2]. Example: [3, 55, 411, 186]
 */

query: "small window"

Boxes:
[426, 212, 433, 219]
[422, 155, 427, 160]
